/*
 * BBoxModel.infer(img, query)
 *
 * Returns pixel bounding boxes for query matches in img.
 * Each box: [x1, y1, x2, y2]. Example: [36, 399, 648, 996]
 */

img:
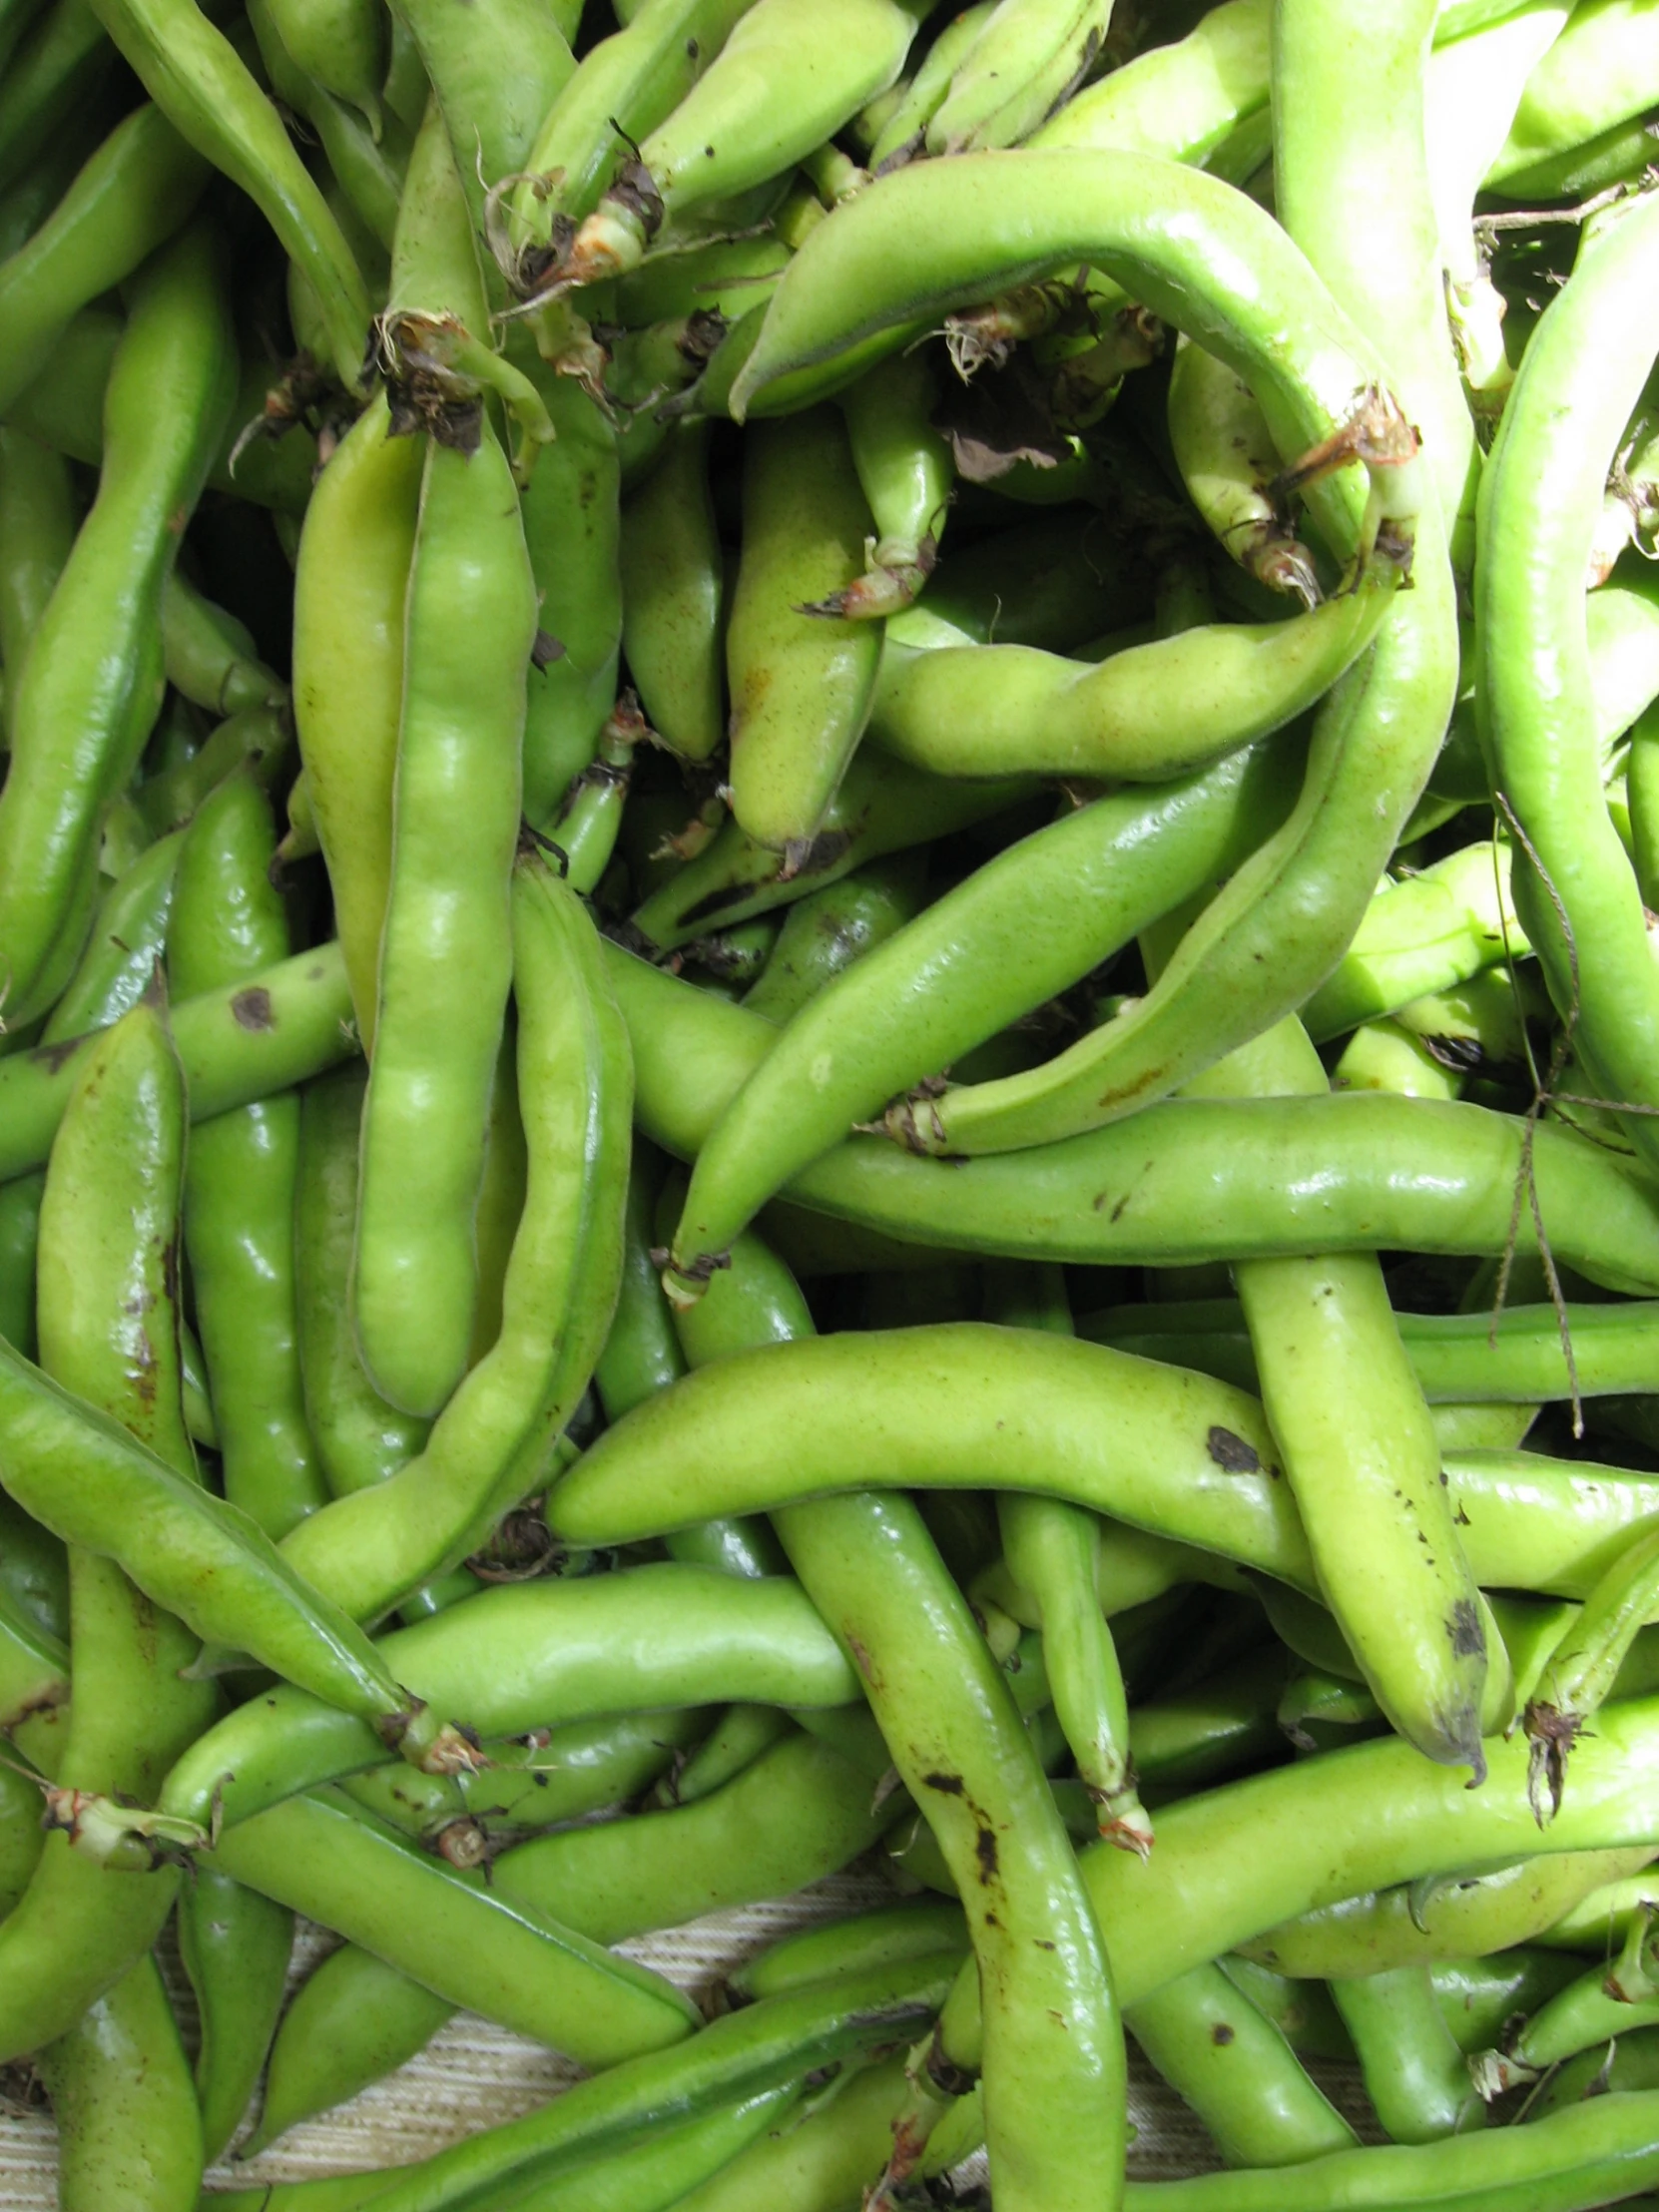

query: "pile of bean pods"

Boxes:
[16, 0, 1659, 2206]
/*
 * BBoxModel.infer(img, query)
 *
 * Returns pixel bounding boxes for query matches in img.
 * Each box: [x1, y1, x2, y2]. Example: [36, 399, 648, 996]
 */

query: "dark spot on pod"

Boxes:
[32, 1039, 82, 1076]
[921, 1771, 965, 1796]
[1447, 1597, 1484, 1658]
[925, 2037, 977, 2099]
[531, 628, 565, 670]
[1211, 2021, 1236, 2046]
[231, 986, 275, 1031]
[975, 1826, 999, 1882]
[1206, 1426, 1261, 1473]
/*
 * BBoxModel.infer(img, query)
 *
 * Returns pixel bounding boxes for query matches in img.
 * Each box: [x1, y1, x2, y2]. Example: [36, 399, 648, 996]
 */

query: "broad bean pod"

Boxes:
[281, 856, 631, 1621]
[0, 221, 233, 1026]
[667, 739, 1292, 1283]
[160, 1563, 859, 1828]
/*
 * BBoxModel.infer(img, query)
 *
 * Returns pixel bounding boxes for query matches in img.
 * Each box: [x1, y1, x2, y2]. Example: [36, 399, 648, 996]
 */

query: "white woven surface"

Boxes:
[0, 1859, 1380, 2206]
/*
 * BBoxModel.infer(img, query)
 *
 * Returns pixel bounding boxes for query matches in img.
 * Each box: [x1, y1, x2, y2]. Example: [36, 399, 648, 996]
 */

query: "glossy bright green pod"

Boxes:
[36, 1954, 203, 2212]
[631, 746, 1030, 949]
[392, 0, 570, 246]
[732, 149, 1411, 567]
[1528, 2023, 1659, 2119]
[0, 0, 113, 201]
[1331, 1965, 1485, 2143]
[667, 2053, 911, 2212]
[159, 568, 284, 719]
[294, 1065, 430, 1499]
[1300, 841, 1520, 1043]
[731, 1897, 968, 2003]
[1476, 188, 1659, 1177]
[284, 857, 631, 1622]
[0, 102, 209, 416]
[0, 940, 358, 1187]
[864, 572, 1392, 781]
[178, 1864, 292, 2163]
[1032, 0, 1265, 160]
[229, 1960, 952, 2212]
[0, 428, 75, 751]
[619, 420, 725, 762]
[354, 421, 535, 1416]
[1179, 1011, 1487, 1778]
[1429, 1949, 1584, 2056]
[0, 999, 216, 2060]
[40, 832, 182, 1047]
[340, 1708, 708, 1841]
[518, 360, 625, 826]
[134, 700, 293, 841]
[250, 1944, 456, 2156]
[480, 1726, 893, 1944]
[83, 0, 369, 386]
[607, 934, 1659, 1296]
[1166, 337, 1320, 603]
[0, 1576, 67, 1730]
[266, 0, 384, 127]
[561, 0, 925, 284]
[668, 738, 1294, 1282]
[214, 1785, 701, 2057]
[1240, 1849, 1657, 1982]
[926, 0, 1114, 154]
[171, 773, 327, 1540]
[671, 1234, 1125, 2212]
[724, 407, 881, 853]
[1485, 0, 1659, 186]
[291, 393, 422, 1046]
[508, 0, 755, 255]
[0, 221, 234, 1027]
[1126, 1960, 1357, 2166]
[0, 1325, 449, 1758]
[1274, 0, 1476, 567]
[162, 1564, 858, 1831]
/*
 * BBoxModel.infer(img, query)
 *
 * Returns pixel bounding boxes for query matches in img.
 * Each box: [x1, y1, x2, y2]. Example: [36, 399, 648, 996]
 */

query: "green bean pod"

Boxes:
[354, 421, 534, 1415]
[0, 428, 75, 750]
[822, 348, 952, 619]
[668, 738, 1291, 1284]
[0, 998, 216, 2059]
[284, 855, 631, 1620]
[177, 1864, 292, 2163]
[867, 0, 994, 166]
[1126, 1960, 1357, 2166]
[291, 393, 422, 1046]
[160, 569, 284, 719]
[0, 1576, 67, 1732]
[561, 0, 924, 285]
[724, 406, 881, 852]
[294, 1064, 430, 1498]
[83, 0, 370, 385]
[35, 1955, 203, 2212]
[250, 1944, 456, 2155]
[0, 102, 209, 416]
[392, 0, 570, 247]
[865, 572, 1391, 781]
[1476, 187, 1659, 1176]
[1301, 841, 1521, 1042]
[0, 220, 234, 1026]
[40, 830, 182, 1048]
[171, 773, 326, 1539]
